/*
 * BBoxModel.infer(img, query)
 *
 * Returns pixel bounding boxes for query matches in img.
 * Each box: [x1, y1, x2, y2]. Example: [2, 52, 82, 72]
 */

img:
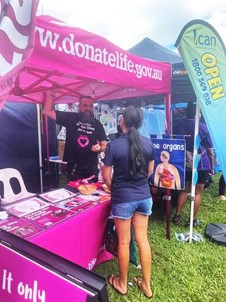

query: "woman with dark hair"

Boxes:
[102, 106, 155, 298]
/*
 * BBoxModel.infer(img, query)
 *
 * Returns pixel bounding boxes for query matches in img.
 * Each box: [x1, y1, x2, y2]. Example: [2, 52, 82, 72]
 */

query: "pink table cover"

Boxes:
[29, 200, 113, 270]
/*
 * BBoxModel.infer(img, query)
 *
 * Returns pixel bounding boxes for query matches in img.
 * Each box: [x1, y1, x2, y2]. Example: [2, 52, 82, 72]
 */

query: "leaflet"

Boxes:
[39, 188, 77, 203]
[3, 197, 49, 218]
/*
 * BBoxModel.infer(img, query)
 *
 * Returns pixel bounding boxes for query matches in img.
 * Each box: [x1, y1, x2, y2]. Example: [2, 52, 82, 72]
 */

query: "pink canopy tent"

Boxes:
[8, 13, 172, 104]
[6, 13, 172, 192]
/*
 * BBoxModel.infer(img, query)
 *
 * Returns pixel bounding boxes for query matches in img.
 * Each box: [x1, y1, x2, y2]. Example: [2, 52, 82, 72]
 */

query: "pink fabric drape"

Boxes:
[0, 0, 39, 109]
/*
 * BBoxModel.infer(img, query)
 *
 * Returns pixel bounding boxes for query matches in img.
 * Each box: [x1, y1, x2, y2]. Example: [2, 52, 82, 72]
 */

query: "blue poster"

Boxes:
[150, 138, 185, 190]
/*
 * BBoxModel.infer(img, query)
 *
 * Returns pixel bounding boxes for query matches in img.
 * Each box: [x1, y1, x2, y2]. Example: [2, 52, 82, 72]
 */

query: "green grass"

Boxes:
[94, 173, 226, 301]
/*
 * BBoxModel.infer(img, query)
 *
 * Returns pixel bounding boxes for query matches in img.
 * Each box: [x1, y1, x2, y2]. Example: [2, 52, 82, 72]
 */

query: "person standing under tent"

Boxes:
[218, 174, 226, 200]
[43, 90, 107, 182]
[102, 105, 155, 298]
[173, 102, 214, 227]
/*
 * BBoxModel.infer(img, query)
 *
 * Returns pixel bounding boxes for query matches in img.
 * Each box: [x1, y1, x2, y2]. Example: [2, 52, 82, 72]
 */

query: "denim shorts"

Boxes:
[111, 198, 153, 220]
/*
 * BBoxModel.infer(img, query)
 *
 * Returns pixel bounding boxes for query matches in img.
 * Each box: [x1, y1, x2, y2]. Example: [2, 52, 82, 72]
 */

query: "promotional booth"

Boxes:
[5, 13, 172, 193]
[0, 12, 173, 302]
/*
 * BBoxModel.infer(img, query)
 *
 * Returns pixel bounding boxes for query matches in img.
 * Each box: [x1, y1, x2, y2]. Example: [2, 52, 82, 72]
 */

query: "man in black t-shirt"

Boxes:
[43, 92, 107, 181]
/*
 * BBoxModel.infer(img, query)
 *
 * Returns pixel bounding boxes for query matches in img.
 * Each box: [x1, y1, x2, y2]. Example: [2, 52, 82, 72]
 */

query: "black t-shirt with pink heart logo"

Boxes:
[56, 111, 107, 176]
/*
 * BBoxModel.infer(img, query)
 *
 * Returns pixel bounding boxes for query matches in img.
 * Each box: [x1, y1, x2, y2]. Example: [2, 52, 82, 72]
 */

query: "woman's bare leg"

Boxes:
[132, 212, 152, 297]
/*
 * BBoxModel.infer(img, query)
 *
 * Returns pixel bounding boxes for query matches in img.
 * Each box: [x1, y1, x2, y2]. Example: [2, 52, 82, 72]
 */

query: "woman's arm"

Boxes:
[148, 160, 155, 178]
[102, 165, 112, 190]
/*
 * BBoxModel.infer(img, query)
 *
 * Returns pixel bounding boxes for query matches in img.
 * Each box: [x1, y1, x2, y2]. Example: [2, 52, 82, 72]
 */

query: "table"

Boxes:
[29, 199, 113, 270]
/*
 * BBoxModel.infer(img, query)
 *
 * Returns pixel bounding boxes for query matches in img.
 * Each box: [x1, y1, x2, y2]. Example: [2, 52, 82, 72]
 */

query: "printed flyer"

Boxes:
[57, 199, 100, 215]
[3, 197, 49, 218]
[24, 205, 75, 228]
[0, 216, 44, 239]
[39, 188, 77, 203]
[56, 190, 110, 211]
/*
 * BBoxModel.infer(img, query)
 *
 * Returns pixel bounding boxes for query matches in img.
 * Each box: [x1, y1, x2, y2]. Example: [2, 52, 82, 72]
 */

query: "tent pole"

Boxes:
[189, 101, 200, 242]
[44, 114, 51, 189]
[165, 93, 171, 133]
[36, 104, 43, 193]
[43, 91, 52, 190]
[165, 93, 172, 239]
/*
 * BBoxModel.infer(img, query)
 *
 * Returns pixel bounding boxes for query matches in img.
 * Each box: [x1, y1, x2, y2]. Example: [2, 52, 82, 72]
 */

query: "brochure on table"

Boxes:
[39, 188, 77, 203]
[0, 186, 111, 237]
[3, 197, 49, 217]
[57, 198, 99, 214]
[0, 216, 44, 239]
[24, 205, 76, 228]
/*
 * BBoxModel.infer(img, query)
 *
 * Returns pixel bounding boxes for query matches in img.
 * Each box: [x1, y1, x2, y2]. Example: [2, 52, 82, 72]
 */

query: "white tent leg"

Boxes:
[36, 104, 43, 193]
[189, 101, 200, 242]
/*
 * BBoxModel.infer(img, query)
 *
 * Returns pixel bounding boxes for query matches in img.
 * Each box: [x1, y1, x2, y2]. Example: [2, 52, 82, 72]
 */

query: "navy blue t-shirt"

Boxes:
[103, 133, 155, 204]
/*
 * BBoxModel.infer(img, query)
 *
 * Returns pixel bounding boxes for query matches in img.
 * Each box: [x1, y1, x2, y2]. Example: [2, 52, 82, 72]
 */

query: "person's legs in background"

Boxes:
[194, 183, 205, 217]
[174, 171, 208, 227]
[189, 182, 205, 226]
[219, 174, 226, 200]
[132, 212, 152, 298]
[183, 182, 204, 227]
[173, 180, 190, 225]
[189, 171, 209, 226]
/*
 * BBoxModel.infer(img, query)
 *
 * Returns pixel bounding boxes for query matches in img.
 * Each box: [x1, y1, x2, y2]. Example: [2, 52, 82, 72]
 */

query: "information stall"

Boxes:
[5, 13, 171, 193]
[0, 12, 172, 302]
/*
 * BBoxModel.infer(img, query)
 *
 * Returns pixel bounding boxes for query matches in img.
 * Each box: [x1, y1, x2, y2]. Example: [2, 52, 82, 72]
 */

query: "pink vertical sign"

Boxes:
[0, 244, 94, 302]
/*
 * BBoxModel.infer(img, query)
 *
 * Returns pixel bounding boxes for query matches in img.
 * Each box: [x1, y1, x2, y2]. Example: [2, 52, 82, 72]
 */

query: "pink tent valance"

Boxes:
[9, 14, 172, 104]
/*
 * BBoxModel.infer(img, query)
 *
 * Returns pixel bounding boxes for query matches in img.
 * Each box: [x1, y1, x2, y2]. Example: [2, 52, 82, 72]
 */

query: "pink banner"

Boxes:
[8, 14, 171, 104]
[0, 0, 39, 109]
[0, 243, 90, 302]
